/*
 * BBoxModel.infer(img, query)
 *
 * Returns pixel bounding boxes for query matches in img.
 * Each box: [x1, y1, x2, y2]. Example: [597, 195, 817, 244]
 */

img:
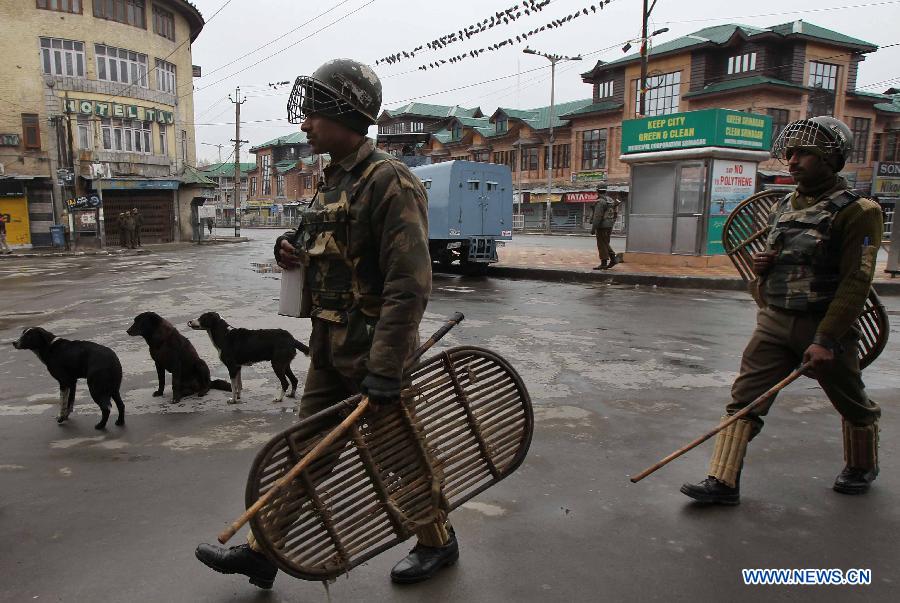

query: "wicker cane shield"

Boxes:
[723, 190, 889, 368]
[245, 346, 533, 580]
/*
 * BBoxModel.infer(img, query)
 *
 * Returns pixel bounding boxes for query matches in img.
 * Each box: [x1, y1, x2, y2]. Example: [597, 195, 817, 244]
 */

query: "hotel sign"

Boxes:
[621, 109, 772, 154]
[63, 99, 175, 124]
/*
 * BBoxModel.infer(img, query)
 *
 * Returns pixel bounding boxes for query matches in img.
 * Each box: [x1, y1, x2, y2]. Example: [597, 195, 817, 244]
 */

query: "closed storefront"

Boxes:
[102, 191, 175, 244]
[0, 197, 31, 246]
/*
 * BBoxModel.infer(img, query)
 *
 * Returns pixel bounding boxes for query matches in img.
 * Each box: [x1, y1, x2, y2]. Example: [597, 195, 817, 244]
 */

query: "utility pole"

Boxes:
[201, 141, 224, 164]
[229, 87, 248, 237]
[523, 48, 581, 234]
[637, 0, 668, 117]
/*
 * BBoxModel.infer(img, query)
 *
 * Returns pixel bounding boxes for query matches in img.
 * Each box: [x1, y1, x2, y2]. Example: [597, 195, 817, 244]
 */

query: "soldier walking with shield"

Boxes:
[680, 117, 884, 505]
[195, 58, 459, 589]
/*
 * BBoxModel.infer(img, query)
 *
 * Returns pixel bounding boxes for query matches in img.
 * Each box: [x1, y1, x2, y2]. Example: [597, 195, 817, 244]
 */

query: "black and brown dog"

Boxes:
[188, 312, 309, 404]
[13, 327, 125, 429]
[127, 311, 231, 402]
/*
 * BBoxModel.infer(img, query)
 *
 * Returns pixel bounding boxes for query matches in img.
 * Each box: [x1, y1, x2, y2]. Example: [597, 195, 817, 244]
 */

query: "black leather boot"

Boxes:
[593, 260, 607, 270]
[680, 475, 741, 505]
[606, 255, 618, 269]
[390, 531, 459, 584]
[834, 421, 878, 495]
[833, 466, 878, 495]
[195, 543, 278, 589]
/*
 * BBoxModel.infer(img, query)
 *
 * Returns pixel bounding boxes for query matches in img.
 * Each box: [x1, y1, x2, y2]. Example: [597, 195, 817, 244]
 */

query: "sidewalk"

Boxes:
[0, 236, 248, 259]
[492, 243, 900, 294]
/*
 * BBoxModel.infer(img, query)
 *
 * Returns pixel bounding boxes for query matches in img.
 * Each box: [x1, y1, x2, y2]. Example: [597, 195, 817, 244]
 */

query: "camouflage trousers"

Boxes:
[595, 228, 614, 261]
[727, 306, 881, 440]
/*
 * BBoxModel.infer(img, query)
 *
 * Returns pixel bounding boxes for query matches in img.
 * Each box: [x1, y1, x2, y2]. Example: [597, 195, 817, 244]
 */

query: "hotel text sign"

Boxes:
[63, 99, 175, 124]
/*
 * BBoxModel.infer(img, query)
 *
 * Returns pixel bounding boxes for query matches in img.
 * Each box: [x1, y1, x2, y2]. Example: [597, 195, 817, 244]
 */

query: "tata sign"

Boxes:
[621, 109, 772, 154]
[873, 162, 900, 197]
[562, 191, 600, 203]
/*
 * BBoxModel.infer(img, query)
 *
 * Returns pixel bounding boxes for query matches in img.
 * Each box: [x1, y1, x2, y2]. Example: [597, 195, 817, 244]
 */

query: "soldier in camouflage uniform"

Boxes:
[590, 185, 619, 270]
[195, 59, 458, 590]
[681, 116, 883, 506]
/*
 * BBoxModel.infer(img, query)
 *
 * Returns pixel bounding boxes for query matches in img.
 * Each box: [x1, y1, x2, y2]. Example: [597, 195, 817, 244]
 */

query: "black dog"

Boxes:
[13, 327, 125, 430]
[127, 312, 231, 402]
[188, 312, 309, 404]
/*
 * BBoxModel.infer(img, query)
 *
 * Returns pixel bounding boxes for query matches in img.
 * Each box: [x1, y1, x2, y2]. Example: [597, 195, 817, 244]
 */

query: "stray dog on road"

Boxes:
[13, 327, 125, 429]
[188, 312, 309, 404]
[127, 312, 231, 402]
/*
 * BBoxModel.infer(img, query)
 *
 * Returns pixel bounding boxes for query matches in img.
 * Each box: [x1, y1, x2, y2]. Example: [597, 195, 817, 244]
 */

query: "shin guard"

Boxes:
[708, 417, 753, 488]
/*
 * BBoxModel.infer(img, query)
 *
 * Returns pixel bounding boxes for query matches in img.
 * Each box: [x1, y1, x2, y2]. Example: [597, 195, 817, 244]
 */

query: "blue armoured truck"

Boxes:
[410, 160, 513, 272]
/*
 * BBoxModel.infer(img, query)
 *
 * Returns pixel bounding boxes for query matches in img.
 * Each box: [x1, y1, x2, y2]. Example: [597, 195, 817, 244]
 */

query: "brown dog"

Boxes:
[127, 312, 231, 402]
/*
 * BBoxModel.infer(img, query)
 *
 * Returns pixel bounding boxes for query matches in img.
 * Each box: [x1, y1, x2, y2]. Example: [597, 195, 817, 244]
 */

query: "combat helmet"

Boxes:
[771, 115, 854, 172]
[287, 59, 382, 135]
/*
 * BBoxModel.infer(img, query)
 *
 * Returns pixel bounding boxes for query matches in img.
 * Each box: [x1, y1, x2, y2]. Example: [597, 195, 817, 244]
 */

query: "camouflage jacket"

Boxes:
[591, 196, 617, 231]
[293, 138, 431, 381]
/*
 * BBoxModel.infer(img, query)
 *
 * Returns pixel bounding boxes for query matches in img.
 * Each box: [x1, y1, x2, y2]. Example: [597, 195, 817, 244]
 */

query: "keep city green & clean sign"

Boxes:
[621, 109, 772, 154]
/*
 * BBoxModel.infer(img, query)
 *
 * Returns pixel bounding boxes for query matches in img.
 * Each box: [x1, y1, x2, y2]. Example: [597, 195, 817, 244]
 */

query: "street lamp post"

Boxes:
[523, 48, 581, 234]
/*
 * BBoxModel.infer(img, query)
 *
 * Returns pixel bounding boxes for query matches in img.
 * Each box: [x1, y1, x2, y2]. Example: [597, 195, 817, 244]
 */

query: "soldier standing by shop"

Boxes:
[591, 185, 619, 270]
[0, 215, 11, 254]
[194, 59, 459, 590]
[117, 212, 131, 248]
[681, 116, 883, 505]
[132, 207, 143, 247]
[122, 210, 136, 249]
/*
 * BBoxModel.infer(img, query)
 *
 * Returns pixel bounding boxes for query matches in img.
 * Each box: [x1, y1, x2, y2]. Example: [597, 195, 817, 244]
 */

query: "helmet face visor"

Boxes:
[771, 119, 842, 165]
[287, 76, 357, 124]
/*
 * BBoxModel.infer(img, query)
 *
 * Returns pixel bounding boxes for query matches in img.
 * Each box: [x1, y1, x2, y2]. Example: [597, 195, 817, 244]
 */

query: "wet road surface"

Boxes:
[1, 230, 899, 602]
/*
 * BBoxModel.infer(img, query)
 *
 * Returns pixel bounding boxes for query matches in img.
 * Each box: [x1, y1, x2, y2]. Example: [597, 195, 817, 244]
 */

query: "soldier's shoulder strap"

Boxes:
[825, 188, 861, 212]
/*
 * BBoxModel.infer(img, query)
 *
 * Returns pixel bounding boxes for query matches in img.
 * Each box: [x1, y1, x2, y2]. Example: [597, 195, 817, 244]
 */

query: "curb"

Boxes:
[446, 265, 900, 295]
[0, 249, 152, 259]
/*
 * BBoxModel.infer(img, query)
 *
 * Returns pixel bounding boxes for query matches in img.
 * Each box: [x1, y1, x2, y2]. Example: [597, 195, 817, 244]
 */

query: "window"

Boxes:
[94, 0, 146, 29]
[22, 114, 41, 150]
[545, 144, 570, 169]
[493, 150, 516, 172]
[158, 125, 167, 155]
[304, 174, 312, 189]
[768, 108, 790, 142]
[261, 155, 271, 195]
[581, 129, 608, 170]
[467, 180, 480, 191]
[873, 133, 882, 163]
[451, 123, 463, 141]
[249, 177, 257, 197]
[634, 71, 681, 117]
[96, 45, 148, 87]
[472, 150, 490, 163]
[100, 118, 151, 153]
[40, 37, 85, 77]
[597, 80, 614, 99]
[883, 132, 897, 163]
[850, 118, 871, 164]
[153, 4, 175, 40]
[276, 174, 285, 197]
[520, 147, 539, 171]
[727, 53, 757, 75]
[37, 1, 82, 14]
[808, 61, 838, 90]
[77, 117, 92, 149]
[155, 59, 176, 94]
[496, 116, 508, 134]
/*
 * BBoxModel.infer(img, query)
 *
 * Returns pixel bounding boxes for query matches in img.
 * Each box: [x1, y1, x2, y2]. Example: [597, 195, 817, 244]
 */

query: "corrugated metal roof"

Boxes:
[249, 132, 308, 153]
[382, 102, 481, 119]
[275, 161, 299, 174]
[200, 162, 256, 177]
[180, 165, 217, 187]
[683, 75, 808, 98]
[557, 101, 623, 118]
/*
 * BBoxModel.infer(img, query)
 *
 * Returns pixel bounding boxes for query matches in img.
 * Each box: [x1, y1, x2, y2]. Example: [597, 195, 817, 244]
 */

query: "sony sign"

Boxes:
[877, 162, 900, 177]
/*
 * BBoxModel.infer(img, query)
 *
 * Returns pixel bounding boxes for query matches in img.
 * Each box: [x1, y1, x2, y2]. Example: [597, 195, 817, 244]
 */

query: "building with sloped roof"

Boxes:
[200, 162, 255, 222]
[246, 132, 324, 220]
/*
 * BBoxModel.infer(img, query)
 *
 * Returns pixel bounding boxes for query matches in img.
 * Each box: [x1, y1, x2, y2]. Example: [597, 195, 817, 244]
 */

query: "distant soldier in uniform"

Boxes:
[591, 185, 619, 270]
[0, 215, 11, 254]
[122, 210, 136, 249]
[118, 212, 131, 248]
[681, 116, 883, 505]
[132, 208, 143, 247]
[195, 59, 458, 589]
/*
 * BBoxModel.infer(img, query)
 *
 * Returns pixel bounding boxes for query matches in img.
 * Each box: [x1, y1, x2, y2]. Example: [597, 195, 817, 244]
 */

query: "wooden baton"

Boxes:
[629, 363, 810, 484]
[217, 311, 465, 544]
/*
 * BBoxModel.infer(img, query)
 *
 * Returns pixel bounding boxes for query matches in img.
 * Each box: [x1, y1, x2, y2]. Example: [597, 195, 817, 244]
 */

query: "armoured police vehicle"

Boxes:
[411, 160, 513, 272]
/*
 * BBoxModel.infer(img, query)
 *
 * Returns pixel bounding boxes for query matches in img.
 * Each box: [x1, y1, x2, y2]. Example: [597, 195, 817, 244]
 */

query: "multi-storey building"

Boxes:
[200, 161, 254, 224]
[0, 0, 206, 247]
[376, 102, 482, 166]
[404, 20, 900, 232]
[246, 132, 323, 222]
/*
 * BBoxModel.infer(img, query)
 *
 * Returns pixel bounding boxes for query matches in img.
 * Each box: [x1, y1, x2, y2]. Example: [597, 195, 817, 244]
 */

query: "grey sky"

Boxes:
[188, 0, 900, 164]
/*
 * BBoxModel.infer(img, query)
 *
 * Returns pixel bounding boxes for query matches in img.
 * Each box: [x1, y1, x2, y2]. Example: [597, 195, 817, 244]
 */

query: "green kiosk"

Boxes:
[620, 109, 772, 266]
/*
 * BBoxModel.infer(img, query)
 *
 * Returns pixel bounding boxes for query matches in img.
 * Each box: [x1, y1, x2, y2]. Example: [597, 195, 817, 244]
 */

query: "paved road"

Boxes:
[1, 232, 898, 602]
